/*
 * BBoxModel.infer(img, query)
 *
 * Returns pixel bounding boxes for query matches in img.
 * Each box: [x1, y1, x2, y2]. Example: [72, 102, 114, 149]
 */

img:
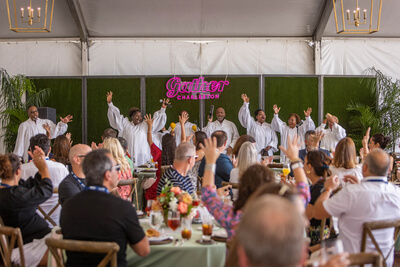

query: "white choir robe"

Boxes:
[202, 119, 240, 152]
[315, 122, 346, 151]
[271, 113, 315, 155]
[21, 159, 69, 227]
[168, 121, 198, 146]
[238, 102, 278, 157]
[107, 102, 166, 166]
[13, 118, 68, 163]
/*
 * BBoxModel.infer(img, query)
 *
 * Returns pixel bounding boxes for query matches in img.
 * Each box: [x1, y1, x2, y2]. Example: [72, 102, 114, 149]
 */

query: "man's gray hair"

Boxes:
[364, 148, 390, 177]
[175, 142, 196, 161]
[237, 195, 305, 267]
[82, 149, 113, 186]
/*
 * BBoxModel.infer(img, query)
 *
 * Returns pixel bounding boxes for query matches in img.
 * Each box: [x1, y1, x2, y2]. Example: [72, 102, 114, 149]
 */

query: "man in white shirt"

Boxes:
[14, 105, 73, 163]
[315, 113, 346, 151]
[314, 148, 400, 267]
[203, 107, 239, 156]
[106, 91, 168, 166]
[20, 134, 69, 227]
[168, 110, 198, 146]
[238, 94, 278, 158]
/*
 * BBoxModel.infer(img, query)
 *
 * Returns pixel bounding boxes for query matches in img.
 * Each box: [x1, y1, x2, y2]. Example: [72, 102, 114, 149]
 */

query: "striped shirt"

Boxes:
[156, 167, 194, 195]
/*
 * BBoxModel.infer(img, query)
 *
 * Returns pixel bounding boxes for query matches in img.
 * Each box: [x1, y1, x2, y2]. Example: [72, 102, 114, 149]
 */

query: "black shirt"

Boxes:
[0, 176, 53, 244]
[60, 190, 145, 267]
[309, 182, 329, 227]
[58, 172, 87, 206]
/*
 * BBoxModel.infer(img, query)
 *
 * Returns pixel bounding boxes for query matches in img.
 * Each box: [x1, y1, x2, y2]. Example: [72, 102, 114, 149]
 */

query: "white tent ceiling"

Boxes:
[0, 0, 399, 40]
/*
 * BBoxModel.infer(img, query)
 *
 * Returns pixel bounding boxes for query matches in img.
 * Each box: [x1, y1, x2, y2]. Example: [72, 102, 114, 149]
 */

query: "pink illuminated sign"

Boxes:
[166, 77, 229, 100]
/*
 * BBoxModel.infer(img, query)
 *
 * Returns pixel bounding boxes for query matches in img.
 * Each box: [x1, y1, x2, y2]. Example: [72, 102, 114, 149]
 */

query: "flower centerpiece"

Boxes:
[152, 179, 199, 221]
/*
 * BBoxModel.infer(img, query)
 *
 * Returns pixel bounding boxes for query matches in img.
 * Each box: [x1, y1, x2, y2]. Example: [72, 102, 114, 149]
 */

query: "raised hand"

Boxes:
[66, 132, 73, 145]
[60, 114, 73, 124]
[91, 142, 98, 150]
[272, 104, 281, 114]
[304, 107, 312, 117]
[279, 135, 302, 161]
[179, 112, 189, 125]
[28, 146, 49, 178]
[324, 175, 340, 192]
[200, 137, 221, 164]
[312, 131, 325, 146]
[106, 91, 113, 103]
[144, 114, 153, 127]
[231, 155, 238, 168]
[362, 127, 371, 147]
[185, 133, 194, 142]
[161, 98, 170, 109]
[241, 94, 249, 103]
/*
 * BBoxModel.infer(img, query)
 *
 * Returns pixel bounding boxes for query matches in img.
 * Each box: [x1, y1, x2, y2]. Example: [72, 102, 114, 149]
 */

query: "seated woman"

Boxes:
[51, 134, 71, 167]
[229, 141, 258, 201]
[102, 137, 132, 200]
[0, 149, 52, 266]
[329, 137, 362, 186]
[231, 134, 255, 158]
[186, 131, 207, 191]
[200, 135, 310, 241]
[304, 150, 333, 245]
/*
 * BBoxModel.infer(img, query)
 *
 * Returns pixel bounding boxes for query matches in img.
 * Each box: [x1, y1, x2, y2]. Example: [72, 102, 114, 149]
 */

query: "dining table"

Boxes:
[126, 216, 227, 267]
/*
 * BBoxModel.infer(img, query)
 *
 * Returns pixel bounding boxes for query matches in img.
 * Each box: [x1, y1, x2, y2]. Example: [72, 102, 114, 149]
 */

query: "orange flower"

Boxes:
[178, 202, 188, 214]
[179, 192, 193, 205]
[171, 187, 182, 195]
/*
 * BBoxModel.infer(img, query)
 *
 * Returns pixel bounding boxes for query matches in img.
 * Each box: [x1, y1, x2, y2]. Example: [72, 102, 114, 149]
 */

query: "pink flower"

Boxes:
[171, 187, 182, 195]
[178, 202, 188, 214]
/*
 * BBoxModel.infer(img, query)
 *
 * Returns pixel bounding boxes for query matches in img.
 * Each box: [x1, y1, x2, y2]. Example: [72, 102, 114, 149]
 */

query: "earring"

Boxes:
[306, 169, 311, 174]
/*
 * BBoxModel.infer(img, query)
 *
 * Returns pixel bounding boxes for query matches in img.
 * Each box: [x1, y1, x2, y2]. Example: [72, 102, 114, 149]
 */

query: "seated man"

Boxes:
[157, 142, 196, 195]
[198, 130, 233, 188]
[58, 144, 92, 206]
[314, 148, 400, 267]
[60, 149, 149, 266]
[298, 130, 330, 161]
[20, 134, 69, 227]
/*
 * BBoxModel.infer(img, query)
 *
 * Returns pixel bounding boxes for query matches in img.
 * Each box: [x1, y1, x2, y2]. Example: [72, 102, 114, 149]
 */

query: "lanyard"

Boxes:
[364, 179, 388, 184]
[84, 186, 110, 194]
[71, 171, 86, 189]
[0, 183, 11, 188]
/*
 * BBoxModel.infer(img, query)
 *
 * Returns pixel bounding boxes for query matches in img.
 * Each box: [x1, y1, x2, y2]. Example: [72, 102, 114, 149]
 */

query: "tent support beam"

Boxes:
[313, 0, 333, 42]
[66, 0, 89, 43]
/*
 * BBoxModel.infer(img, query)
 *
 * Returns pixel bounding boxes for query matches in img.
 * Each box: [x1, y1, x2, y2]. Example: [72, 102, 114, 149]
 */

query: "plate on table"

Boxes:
[141, 168, 158, 173]
[213, 231, 227, 239]
[196, 239, 215, 245]
[148, 235, 172, 245]
[136, 210, 145, 218]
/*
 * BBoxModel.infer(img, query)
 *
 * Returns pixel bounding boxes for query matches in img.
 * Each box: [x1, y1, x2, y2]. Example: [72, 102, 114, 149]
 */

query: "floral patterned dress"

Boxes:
[117, 167, 132, 200]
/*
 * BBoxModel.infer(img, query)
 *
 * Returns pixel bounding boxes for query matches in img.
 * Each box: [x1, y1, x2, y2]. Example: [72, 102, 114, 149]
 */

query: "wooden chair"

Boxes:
[160, 165, 170, 179]
[117, 178, 139, 207]
[196, 176, 203, 196]
[45, 238, 120, 267]
[349, 252, 383, 267]
[361, 219, 400, 267]
[0, 225, 25, 267]
[221, 181, 239, 189]
[37, 188, 60, 227]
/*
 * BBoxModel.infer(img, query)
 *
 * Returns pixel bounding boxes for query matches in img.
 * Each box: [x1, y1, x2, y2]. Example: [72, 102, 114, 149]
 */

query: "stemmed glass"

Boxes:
[282, 163, 290, 179]
[168, 210, 181, 240]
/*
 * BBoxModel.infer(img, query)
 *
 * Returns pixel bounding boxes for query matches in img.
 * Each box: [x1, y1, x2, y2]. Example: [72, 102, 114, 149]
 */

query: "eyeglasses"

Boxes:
[29, 110, 38, 114]
[111, 164, 121, 172]
[187, 155, 198, 159]
[77, 155, 86, 158]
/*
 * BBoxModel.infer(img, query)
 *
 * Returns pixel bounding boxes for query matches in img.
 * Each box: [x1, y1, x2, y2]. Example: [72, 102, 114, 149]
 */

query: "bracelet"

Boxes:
[290, 158, 302, 163]
[291, 162, 304, 170]
[205, 164, 216, 173]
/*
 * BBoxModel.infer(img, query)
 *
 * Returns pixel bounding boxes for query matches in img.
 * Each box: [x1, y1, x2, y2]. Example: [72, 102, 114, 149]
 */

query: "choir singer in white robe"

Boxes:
[203, 107, 239, 156]
[238, 94, 278, 157]
[167, 111, 198, 146]
[271, 104, 315, 155]
[13, 105, 72, 163]
[106, 91, 167, 166]
[315, 113, 346, 151]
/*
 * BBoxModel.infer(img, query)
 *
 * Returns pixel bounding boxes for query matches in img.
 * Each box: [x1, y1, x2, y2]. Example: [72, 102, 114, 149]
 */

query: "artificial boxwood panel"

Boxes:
[87, 78, 140, 144]
[204, 77, 259, 136]
[323, 77, 375, 131]
[33, 78, 83, 144]
[145, 77, 200, 130]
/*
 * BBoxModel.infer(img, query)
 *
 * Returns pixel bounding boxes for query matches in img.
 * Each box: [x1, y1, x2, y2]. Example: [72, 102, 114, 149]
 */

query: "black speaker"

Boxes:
[38, 107, 57, 124]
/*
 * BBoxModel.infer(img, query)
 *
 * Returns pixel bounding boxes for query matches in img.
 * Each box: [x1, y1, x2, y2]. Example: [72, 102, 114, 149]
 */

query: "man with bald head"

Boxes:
[58, 144, 92, 206]
[203, 107, 239, 155]
[314, 148, 400, 267]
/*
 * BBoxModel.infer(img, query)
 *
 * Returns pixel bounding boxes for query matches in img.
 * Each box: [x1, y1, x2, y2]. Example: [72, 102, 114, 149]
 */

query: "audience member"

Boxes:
[203, 107, 239, 155]
[187, 130, 207, 191]
[314, 149, 400, 267]
[51, 135, 71, 166]
[315, 113, 346, 151]
[60, 149, 150, 266]
[0, 149, 52, 266]
[231, 134, 256, 158]
[168, 110, 198, 146]
[156, 142, 196, 195]
[20, 134, 69, 227]
[298, 130, 330, 161]
[118, 137, 134, 173]
[58, 144, 92, 206]
[198, 130, 233, 188]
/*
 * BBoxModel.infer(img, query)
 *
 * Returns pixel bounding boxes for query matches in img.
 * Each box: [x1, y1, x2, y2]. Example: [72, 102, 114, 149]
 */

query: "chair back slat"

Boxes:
[349, 252, 383, 267]
[0, 225, 25, 267]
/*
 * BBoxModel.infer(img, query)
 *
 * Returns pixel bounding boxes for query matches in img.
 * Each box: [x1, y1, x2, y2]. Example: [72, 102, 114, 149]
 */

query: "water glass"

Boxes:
[149, 210, 162, 230]
[181, 217, 192, 240]
[200, 212, 213, 241]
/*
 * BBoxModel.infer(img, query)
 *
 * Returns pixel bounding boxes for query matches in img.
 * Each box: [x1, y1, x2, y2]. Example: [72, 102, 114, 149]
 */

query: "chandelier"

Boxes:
[6, 0, 55, 33]
[332, 0, 382, 34]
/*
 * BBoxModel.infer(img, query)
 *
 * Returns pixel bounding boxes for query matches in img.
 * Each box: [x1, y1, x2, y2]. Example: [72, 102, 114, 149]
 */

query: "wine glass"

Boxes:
[282, 163, 290, 179]
[168, 210, 181, 239]
[149, 210, 162, 230]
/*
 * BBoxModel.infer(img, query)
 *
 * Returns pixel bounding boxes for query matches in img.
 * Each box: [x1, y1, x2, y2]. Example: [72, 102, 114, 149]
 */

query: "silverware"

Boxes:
[174, 238, 179, 246]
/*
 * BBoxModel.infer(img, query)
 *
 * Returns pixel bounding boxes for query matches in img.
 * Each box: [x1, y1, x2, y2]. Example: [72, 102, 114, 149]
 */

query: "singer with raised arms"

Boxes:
[106, 91, 168, 166]
[271, 104, 315, 155]
[238, 94, 278, 158]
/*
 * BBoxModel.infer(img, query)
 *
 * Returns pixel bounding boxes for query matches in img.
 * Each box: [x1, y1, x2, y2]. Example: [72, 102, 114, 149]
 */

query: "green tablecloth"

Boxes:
[126, 218, 227, 267]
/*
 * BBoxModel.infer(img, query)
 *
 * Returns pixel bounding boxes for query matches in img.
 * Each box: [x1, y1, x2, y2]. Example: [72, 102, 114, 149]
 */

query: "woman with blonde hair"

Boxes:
[229, 141, 258, 200]
[102, 137, 132, 200]
[330, 137, 362, 186]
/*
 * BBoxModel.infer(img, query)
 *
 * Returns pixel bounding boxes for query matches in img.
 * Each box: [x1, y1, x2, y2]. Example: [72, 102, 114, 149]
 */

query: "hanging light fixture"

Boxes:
[332, 0, 382, 34]
[6, 0, 55, 33]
